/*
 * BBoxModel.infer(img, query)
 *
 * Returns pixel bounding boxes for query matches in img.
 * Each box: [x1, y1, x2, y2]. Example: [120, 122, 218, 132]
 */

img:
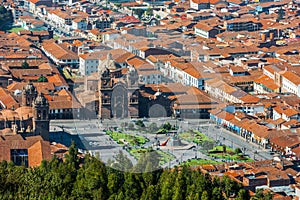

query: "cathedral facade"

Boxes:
[98, 54, 140, 119]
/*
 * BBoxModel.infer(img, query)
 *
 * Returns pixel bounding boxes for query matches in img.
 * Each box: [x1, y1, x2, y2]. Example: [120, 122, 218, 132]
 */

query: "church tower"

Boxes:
[22, 82, 37, 106]
[32, 93, 49, 141]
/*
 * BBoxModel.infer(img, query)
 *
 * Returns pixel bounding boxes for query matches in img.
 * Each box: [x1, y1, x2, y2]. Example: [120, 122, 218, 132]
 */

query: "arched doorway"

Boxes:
[111, 84, 128, 118]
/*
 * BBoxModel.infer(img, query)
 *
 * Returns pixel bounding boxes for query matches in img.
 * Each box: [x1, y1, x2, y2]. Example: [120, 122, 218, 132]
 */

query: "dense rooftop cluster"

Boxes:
[2, 0, 300, 198]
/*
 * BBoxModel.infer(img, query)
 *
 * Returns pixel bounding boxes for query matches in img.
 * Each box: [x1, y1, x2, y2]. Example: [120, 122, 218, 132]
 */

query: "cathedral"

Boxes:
[0, 82, 50, 140]
[98, 53, 140, 119]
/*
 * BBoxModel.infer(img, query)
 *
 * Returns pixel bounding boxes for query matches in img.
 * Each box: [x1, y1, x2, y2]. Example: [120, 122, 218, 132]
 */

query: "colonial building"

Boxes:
[0, 82, 50, 140]
[98, 54, 140, 119]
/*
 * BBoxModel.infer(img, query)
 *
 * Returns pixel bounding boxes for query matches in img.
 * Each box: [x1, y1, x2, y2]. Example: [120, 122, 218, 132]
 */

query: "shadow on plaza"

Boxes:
[50, 131, 86, 149]
[49, 131, 117, 150]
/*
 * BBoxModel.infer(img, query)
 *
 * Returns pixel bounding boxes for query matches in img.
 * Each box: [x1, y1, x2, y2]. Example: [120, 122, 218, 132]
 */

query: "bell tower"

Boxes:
[22, 82, 37, 106]
[99, 68, 112, 119]
[32, 93, 49, 140]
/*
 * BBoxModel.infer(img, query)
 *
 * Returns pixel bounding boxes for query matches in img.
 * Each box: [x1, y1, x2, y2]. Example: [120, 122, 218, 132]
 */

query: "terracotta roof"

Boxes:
[281, 71, 300, 85]
[126, 57, 147, 68]
[0, 135, 51, 167]
[15, 106, 33, 120]
[195, 22, 215, 32]
[273, 106, 299, 117]
[0, 87, 19, 110]
[47, 74, 68, 87]
[254, 75, 280, 91]
[191, 0, 220, 4]
[240, 94, 260, 104]
[42, 42, 78, 60]
[270, 134, 300, 148]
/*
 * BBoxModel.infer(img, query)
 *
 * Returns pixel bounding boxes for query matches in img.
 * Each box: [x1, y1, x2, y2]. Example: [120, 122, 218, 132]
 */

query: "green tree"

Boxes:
[37, 75, 48, 82]
[135, 120, 145, 128]
[235, 148, 242, 154]
[252, 189, 273, 200]
[222, 145, 227, 153]
[111, 150, 133, 171]
[163, 122, 172, 131]
[134, 9, 144, 19]
[0, 6, 13, 31]
[122, 173, 142, 200]
[107, 172, 122, 195]
[145, 7, 153, 16]
[65, 141, 79, 169]
[236, 189, 250, 200]
[159, 170, 175, 200]
[140, 184, 158, 200]
[172, 172, 186, 200]
[201, 191, 210, 200]
[22, 61, 29, 69]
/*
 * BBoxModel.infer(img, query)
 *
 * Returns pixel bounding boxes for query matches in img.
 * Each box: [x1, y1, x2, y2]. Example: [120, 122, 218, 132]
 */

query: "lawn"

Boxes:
[8, 27, 25, 33]
[178, 130, 214, 144]
[129, 148, 175, 165]
[181, 159, 223, 166]
[53, 35, 60, 40]
[209, 145, 234, 153]
[106, 131, 149, 146]
[208, 145, 253, 162]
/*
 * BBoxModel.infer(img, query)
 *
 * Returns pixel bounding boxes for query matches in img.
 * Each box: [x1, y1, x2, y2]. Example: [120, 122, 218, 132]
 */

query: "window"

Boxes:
[10, 149, 28, 167]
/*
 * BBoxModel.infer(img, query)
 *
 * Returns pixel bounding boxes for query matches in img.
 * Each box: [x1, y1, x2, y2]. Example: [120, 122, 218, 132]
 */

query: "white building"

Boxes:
[272, 106, 300, 122]
[41, 42, 79, 68]
[79, 53, 101, 76]
[281, 71, 300, 97]
[136, 64, 162, 84]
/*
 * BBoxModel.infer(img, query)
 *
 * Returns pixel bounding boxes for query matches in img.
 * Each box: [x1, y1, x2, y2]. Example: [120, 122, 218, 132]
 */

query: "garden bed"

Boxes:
[106, 131, 149, 146]
[129, 148, 175, 165]
[178, 130, 214, 144]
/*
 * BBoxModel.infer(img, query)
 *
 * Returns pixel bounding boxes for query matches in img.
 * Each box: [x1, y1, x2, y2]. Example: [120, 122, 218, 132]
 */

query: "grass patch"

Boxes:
[208, 146, 253, 162]
[8, 27, 25, 33]
[181, 159, 223, 166]
[53, 35, 60, 40]
[178, 130, 214, 144]
[209, 153, 253, 162]
[209, 145, 234, 153]
[106, 131, 149, 146]
[129, 148, 175, 165]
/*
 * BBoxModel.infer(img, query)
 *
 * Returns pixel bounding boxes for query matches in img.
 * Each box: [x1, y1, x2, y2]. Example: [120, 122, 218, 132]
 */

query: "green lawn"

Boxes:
[8, 27, 25, 33]
[208, 146, 253, 162]
[106, 131, 149, 146]
[209, 145, 234, 153]
[129, 148, 175, 165]
[181, 159, 223, 166]
[179, 130, 214, 144]
[209, 153, 253, 162]
[53, 35, 60, 40]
